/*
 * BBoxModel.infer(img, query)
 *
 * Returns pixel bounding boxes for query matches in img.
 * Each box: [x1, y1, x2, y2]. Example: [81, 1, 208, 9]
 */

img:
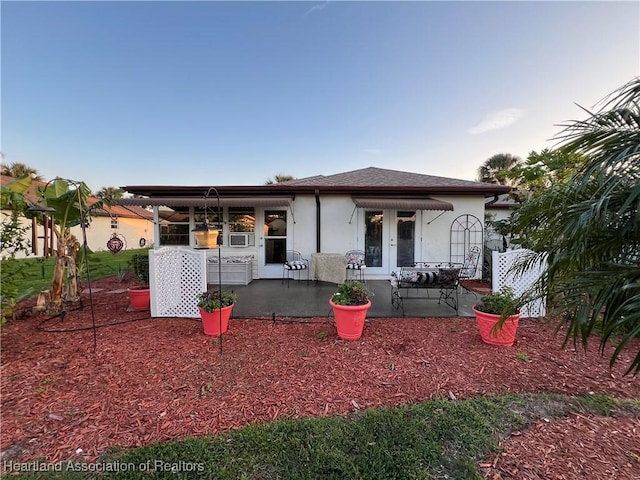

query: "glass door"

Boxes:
[260, 209, 288, 278]
[394, 211, 416, 268]
[364, 210, 387, 275]
[363, 209, 419, 275]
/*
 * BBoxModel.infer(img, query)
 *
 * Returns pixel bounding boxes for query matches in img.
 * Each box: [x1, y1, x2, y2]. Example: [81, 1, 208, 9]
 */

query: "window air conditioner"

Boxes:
[228, 233, 251, 247]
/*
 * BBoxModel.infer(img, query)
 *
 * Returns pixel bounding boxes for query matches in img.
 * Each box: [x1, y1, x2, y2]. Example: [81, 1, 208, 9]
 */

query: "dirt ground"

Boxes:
[1, 276, 638, 479]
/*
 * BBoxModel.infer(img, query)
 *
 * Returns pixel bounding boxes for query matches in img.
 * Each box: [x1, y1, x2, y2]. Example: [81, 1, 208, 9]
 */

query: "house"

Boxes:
[0, 175, 154, 259]
[485, 192, 519, 252]
[120, 167, 509, 281]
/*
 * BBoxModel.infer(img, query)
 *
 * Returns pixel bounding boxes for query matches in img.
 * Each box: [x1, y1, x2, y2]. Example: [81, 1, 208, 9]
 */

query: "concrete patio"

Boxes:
[221, 279, 479, 319]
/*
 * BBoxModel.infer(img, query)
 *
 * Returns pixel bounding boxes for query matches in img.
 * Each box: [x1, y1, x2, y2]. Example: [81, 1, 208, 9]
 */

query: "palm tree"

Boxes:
[511, 77, 640, 374]
[0, 162, 43, 181]
[477, 153, 522, 185]
[265, 174, 295, 185]
[95, 186, 125, 201]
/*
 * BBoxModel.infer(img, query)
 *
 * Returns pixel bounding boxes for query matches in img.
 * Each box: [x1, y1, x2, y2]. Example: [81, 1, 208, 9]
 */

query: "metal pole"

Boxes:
[205, 187, 223, 355]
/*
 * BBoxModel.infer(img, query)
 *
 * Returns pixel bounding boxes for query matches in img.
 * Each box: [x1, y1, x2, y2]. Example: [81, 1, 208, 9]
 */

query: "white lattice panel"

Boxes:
[149, 247, 207, 318]
[492, 249, 546, 318]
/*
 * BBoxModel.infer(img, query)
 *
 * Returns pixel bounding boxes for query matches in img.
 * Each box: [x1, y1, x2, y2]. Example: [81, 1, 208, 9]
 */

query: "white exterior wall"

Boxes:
[1, 209, 153, 259]
[143, 193, 487, 281]
[283, 193, 486, 279]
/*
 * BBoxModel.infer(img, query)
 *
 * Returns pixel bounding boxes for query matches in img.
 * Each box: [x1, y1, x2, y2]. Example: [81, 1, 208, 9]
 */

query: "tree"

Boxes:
[477, 153, 522, 186]
[511, 77, 640, 374]
[265, 174, 296, 185]
[505, 149, 588, 202]
[95, 186, 125, 201]
[0, 175, 34, 324]
[0, 175, 33, 258]
[28, 178, 107, 312]
[1, 162, 43, 181]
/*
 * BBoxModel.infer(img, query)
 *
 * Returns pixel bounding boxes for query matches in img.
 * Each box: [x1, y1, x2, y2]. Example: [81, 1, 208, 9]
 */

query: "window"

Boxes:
[111, 217, 118, 229]
[229, 207, 255, 232]
[159, 209, 190, 246]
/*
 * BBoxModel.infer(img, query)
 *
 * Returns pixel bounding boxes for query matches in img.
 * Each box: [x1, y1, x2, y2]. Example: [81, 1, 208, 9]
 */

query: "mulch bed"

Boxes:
[1, 276, 639, 478]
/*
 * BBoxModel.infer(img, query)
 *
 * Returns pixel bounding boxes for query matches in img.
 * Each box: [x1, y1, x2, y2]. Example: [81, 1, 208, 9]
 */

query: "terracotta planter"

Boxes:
[128, 286, 150, 311]
[329, 300, 371, 340]
[473, 306, 520, 347]
[199, 305, 233, 336]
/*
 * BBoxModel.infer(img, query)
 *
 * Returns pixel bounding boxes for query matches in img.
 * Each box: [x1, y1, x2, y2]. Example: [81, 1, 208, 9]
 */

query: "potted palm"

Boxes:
[329, 281, 372, 340]
[197, 290, 237, 336]
[472, 287, 523, 346]
[128, 253, 150, 310]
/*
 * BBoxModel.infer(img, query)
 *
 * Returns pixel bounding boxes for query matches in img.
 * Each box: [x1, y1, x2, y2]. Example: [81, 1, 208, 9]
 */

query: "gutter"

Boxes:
[485, 194, 500, 205]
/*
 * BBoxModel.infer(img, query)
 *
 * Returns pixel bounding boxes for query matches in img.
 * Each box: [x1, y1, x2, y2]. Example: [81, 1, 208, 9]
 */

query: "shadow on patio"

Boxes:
[222, 279, 480, 319]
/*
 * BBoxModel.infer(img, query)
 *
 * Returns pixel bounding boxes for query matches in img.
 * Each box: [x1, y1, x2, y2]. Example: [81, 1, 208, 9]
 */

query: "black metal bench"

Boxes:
[390, 263, 461, 315]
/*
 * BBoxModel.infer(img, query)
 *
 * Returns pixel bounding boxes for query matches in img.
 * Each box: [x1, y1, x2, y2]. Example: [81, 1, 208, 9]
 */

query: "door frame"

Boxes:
[257, 208, 290, 278]
[361, 209, 423, 276]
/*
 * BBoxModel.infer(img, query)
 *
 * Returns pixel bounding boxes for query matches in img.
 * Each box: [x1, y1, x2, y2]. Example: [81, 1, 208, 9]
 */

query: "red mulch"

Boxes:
[1, 276, 639, 478]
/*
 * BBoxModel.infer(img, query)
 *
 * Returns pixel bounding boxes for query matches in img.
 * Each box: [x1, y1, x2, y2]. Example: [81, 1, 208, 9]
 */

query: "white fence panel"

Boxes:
[492, 249, 546, 318]
[150, 247, 207, 318]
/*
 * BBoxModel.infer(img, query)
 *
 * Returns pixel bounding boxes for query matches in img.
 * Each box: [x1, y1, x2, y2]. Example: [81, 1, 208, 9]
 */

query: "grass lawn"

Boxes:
[7, 393, 637, 479]
[2, 248, 149, 300]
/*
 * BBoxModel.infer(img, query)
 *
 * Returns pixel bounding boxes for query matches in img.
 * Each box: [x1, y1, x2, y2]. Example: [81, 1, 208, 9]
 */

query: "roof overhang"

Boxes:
[352, 197, 454, 211]
[117, 196, 292, 208]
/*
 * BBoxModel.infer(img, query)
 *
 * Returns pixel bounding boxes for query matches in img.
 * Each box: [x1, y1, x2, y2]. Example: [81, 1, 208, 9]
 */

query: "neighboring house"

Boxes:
[120, 167, 509, 280]
[485, 193, 519, 252]
[0, 175, 154, 259]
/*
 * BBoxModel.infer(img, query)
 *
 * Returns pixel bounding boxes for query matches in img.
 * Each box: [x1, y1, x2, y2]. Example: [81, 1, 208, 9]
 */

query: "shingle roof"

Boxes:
[123, 167, 511, 197]
[282, 167, 500, 189]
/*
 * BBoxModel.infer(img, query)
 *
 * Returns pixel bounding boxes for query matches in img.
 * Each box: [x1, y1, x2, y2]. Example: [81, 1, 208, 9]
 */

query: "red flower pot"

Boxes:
[330, 300, 371, 340]
[128, 286, 150, 311]
[199, 305, 233, 336]
[473, 306, 520, 347]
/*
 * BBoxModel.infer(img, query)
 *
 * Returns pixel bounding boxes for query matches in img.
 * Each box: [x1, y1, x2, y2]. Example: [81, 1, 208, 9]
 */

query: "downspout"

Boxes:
[315, 189, 321, 252]
[485, 194, 499, 205]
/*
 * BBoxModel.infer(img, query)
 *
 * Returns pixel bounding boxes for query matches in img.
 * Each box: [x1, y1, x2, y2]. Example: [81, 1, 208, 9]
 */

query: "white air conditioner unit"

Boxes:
[228, 233, 252, 247]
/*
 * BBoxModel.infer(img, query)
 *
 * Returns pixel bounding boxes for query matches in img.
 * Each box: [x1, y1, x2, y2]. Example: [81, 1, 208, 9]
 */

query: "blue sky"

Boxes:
[2, 1, 638, 192]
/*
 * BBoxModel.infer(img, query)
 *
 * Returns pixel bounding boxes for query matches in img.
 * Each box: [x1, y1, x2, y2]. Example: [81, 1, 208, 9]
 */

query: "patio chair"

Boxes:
[345, 250, 366, 282]
[457, 246, 481, 295]
[282, 250, 309, 287]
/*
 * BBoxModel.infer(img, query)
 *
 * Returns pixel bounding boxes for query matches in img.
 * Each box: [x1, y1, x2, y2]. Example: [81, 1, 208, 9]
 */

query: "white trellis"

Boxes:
[492, 248, 546, 318]
[149, 247, 207, 318]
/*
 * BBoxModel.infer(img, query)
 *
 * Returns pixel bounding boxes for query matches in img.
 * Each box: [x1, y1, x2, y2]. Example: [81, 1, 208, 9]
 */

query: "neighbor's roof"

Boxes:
[123, 167, 510, 198]
[1, 175, 153, 220]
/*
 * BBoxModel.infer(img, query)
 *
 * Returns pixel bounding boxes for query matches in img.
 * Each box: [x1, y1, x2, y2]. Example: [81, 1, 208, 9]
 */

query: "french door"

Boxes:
[260, 209, 288, 278]
[363, 210, 419, 275]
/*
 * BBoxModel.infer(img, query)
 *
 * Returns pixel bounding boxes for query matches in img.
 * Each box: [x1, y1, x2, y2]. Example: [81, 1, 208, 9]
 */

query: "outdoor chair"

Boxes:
[282, 250, 309, 287]
[345, 250, 366, 282]
[457, 246, 481, 295]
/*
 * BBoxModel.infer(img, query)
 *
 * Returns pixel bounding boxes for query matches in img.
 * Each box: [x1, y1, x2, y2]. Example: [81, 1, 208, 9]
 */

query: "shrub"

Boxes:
[475, 287, 521, 317]
[197, 290, 237, 312]
[331, 281, 371, 306]
[128, 253, 149, 286]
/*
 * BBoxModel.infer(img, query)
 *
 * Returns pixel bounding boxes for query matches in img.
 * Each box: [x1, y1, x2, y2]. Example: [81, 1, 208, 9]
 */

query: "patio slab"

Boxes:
[219, 280, 478, 318]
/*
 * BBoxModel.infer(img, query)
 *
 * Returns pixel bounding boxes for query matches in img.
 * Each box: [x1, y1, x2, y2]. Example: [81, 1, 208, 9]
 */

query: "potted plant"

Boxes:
[472, 287, 522, 346]
[128, 253, 150, 311]
[197, 289, 237, 336]
[329, 281, 372, 340]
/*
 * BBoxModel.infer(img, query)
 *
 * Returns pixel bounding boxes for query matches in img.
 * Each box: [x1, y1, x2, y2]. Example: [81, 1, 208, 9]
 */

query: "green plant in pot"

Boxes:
[197, 290, 237, 336]
[127, 253, 150, 310]
[472, 287, 523, 347]
[329, 281, 372, 340]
